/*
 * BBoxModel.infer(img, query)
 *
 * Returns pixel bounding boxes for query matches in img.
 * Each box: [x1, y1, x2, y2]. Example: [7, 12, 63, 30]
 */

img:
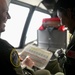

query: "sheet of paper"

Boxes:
[20, 44, 53, 69]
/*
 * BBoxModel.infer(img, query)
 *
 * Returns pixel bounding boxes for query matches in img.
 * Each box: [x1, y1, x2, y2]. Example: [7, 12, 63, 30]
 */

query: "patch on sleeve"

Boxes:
[10, 49, 20, 67]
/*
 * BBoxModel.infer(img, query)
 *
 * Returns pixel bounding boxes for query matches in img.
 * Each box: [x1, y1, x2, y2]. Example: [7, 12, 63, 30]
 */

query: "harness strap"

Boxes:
[66, 50, 75, 59]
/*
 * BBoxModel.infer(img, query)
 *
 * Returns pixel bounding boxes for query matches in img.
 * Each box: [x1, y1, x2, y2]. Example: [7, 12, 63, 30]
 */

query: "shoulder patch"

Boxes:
[10, 49, 20, 67]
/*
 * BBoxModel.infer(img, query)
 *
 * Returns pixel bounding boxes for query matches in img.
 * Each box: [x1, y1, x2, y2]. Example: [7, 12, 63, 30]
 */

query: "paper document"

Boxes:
[20, 44, 53, 69]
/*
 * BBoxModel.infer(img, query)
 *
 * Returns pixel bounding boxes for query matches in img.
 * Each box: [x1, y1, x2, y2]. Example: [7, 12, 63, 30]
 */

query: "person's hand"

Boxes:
[21, 56, 35, 68]
[19, 55, 23, 61]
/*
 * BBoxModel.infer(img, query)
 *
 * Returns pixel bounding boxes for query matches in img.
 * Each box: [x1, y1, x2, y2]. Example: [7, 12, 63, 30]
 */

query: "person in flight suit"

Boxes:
[0, 0, 51, 75]
[54, 0, 75, 75]
[0, 0, 25, 75]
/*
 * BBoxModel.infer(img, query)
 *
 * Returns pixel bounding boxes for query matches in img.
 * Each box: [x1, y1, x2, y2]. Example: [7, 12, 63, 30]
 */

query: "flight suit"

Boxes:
[64, 31, 75, 75]
[0, 38, 24, 75]
[0, 38, 51, 75]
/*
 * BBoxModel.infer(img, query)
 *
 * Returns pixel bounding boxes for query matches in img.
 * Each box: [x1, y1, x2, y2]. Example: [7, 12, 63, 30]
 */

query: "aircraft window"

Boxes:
[25, 10, 51, 44]
[1, 3, 30, 48]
